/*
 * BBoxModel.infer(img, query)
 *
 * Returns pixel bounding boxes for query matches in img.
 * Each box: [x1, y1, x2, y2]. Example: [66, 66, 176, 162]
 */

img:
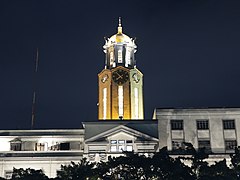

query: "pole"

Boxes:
[31, 48, 39, 129]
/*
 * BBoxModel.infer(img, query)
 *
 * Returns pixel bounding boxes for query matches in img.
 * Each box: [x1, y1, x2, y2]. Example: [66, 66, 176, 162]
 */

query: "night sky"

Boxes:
[1, 0, 240, 129]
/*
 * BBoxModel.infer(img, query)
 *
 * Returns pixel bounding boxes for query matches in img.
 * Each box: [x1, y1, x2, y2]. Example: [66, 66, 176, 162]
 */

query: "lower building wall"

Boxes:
[0, 157, 82, 179]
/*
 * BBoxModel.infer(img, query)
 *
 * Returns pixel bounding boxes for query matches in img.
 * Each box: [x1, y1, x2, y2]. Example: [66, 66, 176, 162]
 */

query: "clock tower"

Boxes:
[98, 18, 144, 120]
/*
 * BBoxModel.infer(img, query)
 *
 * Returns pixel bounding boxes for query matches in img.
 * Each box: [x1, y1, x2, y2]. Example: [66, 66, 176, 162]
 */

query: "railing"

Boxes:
[0, 150, 83, 157]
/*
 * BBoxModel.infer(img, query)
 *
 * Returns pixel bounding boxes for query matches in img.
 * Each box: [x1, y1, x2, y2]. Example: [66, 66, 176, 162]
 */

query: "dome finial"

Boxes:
[118, 17, 122, 34]
[118, 17, 121, 27]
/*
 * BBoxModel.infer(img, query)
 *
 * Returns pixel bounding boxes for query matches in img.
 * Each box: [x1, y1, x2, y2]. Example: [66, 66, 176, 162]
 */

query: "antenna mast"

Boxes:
[31, 48, 39, 129]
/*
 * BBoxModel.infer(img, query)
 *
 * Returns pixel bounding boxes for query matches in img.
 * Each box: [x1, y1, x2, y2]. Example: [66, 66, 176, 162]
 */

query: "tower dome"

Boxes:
[106, 19, 135, 46]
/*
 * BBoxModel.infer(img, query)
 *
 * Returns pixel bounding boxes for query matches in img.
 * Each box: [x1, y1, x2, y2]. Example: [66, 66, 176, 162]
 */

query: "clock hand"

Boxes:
[115, 72, 123, 80]
[116, 72, 121, 77]
[116, 75, 123, 80]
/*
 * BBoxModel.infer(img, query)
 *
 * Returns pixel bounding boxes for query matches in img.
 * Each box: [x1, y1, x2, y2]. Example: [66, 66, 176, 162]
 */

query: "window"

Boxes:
[110, 51, 114, 62]
[126, 140, 133, 143]
[223, 120, 235, 129]
[118, 50, 122, 63]
[171, 120, 183, 130]
[110, 51, 115, 67]
[5, 170, 12, 179]
[225, 140, 237, 151]
[126, 145, 133, 151]
[35, 143, 45, 151]
[118, 140, 125, 151]
[198, 140, 211, 152]
[172, 140, 184, 150]
[110, 145, 117, 152]
[125, 49, 131, 67]
[50, 142, 70, 151]
[110, 140, 117, 152]
[197, 120, 209, 130]
[111, 140, 117, 144]
[10, 142, 21, 151]
[60, 143, 70, 150]
[110, 140, 133, 152]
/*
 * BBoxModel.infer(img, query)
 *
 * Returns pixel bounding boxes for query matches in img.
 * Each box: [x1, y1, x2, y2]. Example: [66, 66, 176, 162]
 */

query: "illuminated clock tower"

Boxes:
[98, 19, 144, 120]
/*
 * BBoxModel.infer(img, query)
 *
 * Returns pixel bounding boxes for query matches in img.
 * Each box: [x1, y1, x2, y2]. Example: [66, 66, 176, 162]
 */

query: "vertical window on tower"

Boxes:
[118, 86, 123, 118]
[125, 49, 130, 67]
[118, 50, 122, 63]
[134, 87, 139, 119]
[103, 88, 107, 120]
[110, 51, 115, 67]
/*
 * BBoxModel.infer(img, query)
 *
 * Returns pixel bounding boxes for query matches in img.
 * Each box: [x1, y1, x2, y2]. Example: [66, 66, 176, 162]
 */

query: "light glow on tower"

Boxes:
[118, 86, 124, 118]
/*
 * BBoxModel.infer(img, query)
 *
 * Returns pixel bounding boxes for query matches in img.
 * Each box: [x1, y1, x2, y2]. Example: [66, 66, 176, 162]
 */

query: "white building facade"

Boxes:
[154, 108, 240, 154]
[0, 108, 240, 178]
[0, 129, 84, 178]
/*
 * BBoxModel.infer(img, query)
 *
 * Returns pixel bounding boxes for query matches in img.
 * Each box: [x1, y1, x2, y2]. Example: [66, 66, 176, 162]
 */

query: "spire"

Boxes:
[117, 17, 122, 34]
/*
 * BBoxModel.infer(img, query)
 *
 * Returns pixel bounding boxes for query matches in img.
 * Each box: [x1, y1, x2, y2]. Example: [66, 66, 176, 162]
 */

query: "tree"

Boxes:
[11, 167, 48, 180]
[198, 159, 235, 179]
[95, 147, 195, 179]
[230, 146, 240, 178]
[21, 145, 239, 179]
[95, 152, 151, 179]
[152, 147, 195, 179]
[57, 158, 95, 180]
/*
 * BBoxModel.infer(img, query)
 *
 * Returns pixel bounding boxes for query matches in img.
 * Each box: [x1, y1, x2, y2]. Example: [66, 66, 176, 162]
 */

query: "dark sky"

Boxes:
[1, 0, 240, 129]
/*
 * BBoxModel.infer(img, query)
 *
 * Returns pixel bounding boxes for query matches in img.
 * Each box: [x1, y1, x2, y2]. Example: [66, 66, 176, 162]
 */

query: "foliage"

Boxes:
[199, 159, 236, 179]
[9, 145, 240, 179]
[57, 158, 95, 180]
[11, 167, 48, 180]
[231, 146, 240, 178]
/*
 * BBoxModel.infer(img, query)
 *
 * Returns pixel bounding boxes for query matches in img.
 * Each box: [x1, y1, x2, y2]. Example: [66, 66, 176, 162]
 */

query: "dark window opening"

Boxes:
[225, 140, 237, 151]
[171, 120, 183, 130]
[198, 140, 211, 153]
[172, 140, 184, 150]
[197, 120, 209, 130]
[223, 120, 235, 129]
[60, 143, 70, 150]
[10, 143, 21, 151]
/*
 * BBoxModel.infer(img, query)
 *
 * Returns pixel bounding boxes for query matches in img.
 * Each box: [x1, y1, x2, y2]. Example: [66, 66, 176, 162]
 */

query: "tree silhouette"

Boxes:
[10, 145, 240, 179]
[57, 158, 95, 180]
[11, 167, 48, 180]
[230, 146, 240, 179]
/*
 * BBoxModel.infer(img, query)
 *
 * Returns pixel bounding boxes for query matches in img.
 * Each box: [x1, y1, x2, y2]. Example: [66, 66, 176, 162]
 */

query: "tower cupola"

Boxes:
[103, 18, 137, 69]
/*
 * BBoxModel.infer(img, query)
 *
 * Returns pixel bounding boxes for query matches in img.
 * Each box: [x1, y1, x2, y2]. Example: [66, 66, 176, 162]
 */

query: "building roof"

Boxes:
[0, 129, 84, 136]
[82, 120, 158, 139]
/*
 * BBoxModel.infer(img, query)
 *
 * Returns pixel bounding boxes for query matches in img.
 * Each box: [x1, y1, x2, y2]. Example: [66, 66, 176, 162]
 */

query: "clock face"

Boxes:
[132, 73, 140, 83]
[112, 69, 129, 85]
[101, 74, 109, 83]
